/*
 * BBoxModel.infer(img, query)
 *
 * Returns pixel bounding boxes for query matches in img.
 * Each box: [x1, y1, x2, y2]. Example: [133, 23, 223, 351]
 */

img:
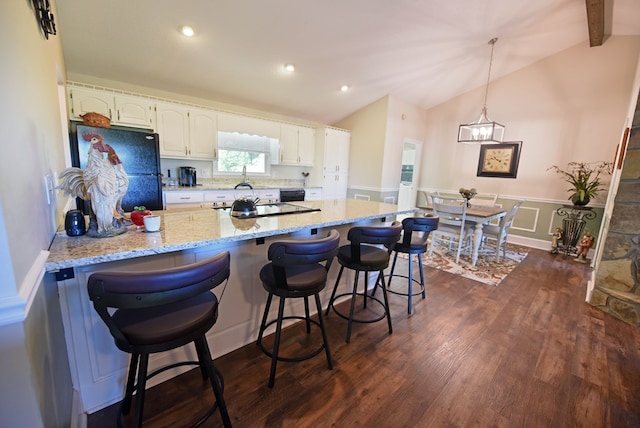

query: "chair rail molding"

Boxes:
[0, 250, 49, 326]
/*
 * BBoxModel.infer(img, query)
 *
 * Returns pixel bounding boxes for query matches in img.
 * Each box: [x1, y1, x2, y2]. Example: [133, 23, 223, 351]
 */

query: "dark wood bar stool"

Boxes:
[87, 252, 233, 428]
[325, 221, 402, 343]
[257, 229, 340, 387]
[380, 215, 439, 314]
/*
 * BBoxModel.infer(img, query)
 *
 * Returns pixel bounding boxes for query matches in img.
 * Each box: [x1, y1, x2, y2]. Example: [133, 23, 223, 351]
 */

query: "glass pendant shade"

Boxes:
[458, 107, 504, 144]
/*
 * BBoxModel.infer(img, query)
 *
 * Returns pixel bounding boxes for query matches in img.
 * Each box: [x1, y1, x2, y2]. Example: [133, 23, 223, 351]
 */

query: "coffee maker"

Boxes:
[178, 166, 197, 186]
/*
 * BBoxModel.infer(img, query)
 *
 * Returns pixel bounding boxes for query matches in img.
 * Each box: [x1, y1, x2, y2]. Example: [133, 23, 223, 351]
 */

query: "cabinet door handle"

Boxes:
[108, 108, 113, 119]
[117, 110, 120, 121]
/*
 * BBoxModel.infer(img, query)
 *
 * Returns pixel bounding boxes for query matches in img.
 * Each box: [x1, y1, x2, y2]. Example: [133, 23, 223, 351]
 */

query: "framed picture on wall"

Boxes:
[477, 141, 522, 178]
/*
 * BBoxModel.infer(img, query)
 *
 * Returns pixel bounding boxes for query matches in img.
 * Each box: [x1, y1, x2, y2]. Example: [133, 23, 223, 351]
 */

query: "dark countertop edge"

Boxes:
[45, 208, 416, 272]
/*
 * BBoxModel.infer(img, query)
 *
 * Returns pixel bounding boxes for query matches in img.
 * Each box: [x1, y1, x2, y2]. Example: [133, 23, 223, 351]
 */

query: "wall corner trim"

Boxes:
[0, 250, 49, 326]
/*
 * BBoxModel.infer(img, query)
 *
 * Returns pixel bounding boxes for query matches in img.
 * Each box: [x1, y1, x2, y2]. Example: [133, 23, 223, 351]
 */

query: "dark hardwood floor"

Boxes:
[88, 249, 640, 427]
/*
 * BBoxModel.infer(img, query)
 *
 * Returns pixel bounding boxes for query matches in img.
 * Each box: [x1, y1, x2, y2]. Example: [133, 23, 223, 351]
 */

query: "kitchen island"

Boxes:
[46, 199, 414, 416]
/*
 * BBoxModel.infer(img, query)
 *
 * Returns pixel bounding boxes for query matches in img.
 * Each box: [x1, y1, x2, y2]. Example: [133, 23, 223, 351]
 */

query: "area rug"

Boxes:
[401, 243, 529, 286]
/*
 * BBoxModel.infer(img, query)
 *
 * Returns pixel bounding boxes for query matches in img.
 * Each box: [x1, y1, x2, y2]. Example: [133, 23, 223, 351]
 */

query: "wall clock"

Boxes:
[477, 141, 522, 178]
[32, 0, 57, 39]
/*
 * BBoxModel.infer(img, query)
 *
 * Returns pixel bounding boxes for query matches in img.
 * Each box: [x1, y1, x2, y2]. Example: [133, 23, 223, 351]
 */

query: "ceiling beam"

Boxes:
[585, 0, 610, 47]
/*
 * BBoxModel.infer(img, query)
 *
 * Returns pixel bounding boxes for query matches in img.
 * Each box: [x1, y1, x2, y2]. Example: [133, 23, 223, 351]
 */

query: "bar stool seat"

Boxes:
[87, 252, 233, 428]
[381, 215, 439, 314]
[326, 221, 402, 343]
[257, 229, 340, 387]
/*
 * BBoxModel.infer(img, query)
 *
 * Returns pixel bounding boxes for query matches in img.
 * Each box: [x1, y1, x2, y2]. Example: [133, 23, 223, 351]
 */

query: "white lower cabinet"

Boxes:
[204, 190, 235, 206]
[164, 191, 204, 209]
[304, 187, 322, 201]
[322, 174, 348, 199]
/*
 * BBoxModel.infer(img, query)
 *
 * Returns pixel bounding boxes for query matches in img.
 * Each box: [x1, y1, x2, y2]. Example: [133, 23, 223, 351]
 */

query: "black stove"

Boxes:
[214, 202, 320, 218]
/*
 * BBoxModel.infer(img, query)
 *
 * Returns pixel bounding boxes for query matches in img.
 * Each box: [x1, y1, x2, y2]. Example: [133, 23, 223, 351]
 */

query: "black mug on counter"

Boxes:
[65, 210, 86, 236]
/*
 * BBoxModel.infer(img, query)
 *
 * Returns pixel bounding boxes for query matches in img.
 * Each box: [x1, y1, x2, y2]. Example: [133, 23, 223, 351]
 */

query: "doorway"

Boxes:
[397, 139, 422, 216]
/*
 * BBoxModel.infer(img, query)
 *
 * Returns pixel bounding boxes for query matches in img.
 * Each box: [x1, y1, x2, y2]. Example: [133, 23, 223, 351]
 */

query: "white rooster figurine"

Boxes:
[105, 143, 129, 217]
[58, 133, 127, 237]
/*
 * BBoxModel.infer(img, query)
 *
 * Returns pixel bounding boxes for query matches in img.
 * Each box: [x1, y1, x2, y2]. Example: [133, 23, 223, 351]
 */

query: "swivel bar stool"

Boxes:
[380, 215, 439, 314]
[257, 229, 340, 387]
[326, 221, 402, 343]
[87, 252, 232, 428]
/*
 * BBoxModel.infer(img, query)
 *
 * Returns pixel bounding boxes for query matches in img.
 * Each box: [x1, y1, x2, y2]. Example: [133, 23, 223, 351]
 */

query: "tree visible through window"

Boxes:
[215, 132, 276, 175]
[218, 149, 266, 173]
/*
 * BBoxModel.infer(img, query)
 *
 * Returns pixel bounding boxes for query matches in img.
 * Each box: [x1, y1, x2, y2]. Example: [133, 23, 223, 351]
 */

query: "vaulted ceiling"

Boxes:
[55, 0, 640, 125]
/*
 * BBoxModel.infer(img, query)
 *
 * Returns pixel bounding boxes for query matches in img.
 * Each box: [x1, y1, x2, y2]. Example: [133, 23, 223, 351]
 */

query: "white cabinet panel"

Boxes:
[322, 173, 348, 199]
[156, 102, 190, 158]
[203, 190, 235, 205]
[311, 127, 350, 199]
[69, 87, 155, 128]
[189, 108, 218, 159]
[304, 187, 322, 201]
[69, 87, 113, 120]
[278, 125, 315, 166]
[114, 95, 154, 128]
[164, 191, 204, 209]
[257, 189, 280, 203]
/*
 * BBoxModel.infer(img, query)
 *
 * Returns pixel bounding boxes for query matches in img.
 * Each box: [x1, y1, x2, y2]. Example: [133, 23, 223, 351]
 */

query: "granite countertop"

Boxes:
[46, 199, 414, 272]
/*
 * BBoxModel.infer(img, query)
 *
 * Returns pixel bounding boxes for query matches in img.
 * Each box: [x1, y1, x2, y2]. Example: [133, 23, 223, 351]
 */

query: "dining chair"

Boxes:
[481, 200, 525, 261]
[471, 193, 499, 206]
[429, 198, 474, 264]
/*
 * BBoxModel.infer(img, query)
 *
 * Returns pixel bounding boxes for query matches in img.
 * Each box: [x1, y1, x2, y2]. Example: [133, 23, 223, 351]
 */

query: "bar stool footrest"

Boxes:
[382, 274, 425, 298]
[258, 316, 327, 363]
[120, 360, 225, 428]
[329, 292, 388, 324]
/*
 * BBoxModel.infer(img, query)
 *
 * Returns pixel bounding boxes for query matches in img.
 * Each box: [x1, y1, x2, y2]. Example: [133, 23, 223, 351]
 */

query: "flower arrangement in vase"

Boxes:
[459, 187, 477, 206]
[547, 161, 612, 206]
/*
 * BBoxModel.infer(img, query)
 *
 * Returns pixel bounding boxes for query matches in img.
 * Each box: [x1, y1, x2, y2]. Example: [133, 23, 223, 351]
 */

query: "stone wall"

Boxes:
[590, 90, 640, 325]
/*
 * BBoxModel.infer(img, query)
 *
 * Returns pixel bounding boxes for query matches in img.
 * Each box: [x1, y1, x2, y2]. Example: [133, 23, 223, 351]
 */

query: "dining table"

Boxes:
[417, 204, 507, 266]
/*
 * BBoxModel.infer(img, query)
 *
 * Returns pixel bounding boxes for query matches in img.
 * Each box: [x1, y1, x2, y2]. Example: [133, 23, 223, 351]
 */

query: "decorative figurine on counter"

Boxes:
[575, 231, 594, 263]
[550, 227, 563, 254]
[58, 133, 128, 238]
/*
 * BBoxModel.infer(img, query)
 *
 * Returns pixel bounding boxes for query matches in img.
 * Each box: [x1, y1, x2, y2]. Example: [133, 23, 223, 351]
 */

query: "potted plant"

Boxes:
[547, 161, 612, 206]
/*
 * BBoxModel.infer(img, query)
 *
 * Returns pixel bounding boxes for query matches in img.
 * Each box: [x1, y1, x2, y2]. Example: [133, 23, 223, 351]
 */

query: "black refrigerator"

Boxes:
[70, 123, 164, 213]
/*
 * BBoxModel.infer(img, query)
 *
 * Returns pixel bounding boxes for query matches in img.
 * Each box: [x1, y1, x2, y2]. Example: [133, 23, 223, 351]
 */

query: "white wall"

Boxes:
[420, 36, 640, 203]
[0, 0, 73, 426]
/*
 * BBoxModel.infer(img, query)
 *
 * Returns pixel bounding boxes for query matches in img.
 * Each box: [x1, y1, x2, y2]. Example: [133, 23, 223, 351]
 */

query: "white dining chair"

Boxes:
[481, 200, 525, 261]
[471, 193, 499, 206]
[429, 198, 474, 263]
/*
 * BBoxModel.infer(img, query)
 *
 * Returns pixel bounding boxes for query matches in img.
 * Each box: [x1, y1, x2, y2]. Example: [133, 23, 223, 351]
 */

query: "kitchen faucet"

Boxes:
[242, 165, 247, 183]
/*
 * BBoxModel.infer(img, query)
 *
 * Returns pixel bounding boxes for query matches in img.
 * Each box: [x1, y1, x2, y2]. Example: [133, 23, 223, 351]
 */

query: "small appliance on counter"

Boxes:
[65, 210, 86, 236]
[178, 166, 198, 186]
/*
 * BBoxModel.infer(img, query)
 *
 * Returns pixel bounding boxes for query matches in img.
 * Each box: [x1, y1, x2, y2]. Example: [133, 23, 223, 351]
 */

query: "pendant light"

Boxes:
[458, 37, 505, 144]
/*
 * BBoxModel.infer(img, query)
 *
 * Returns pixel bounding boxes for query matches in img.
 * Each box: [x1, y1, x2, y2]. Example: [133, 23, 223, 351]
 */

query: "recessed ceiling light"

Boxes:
[284, 64, 295, 72]
[180, 26, 195, 37]
[340, 85, 350, 92]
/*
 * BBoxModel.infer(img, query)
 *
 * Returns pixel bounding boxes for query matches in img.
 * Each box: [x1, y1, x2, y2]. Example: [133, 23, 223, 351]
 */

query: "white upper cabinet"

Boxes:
[155, 102, 190, 158]
[68, 87, 154, 128]
[69, 87, 113, 120]
[278, 124, 315, 166]
[113, 94, 154, 128]
[189, 108, 218, 159]
[156, 103, 218, 159]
